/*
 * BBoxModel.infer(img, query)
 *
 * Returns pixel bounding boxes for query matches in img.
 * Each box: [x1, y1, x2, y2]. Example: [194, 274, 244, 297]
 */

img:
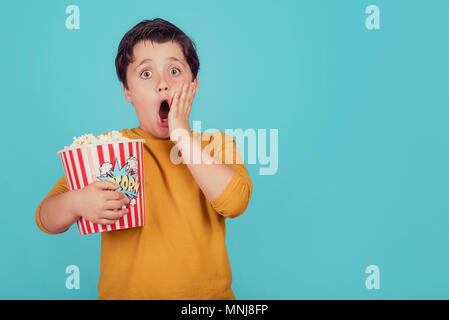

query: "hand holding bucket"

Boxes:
[57, 139, 146, 235]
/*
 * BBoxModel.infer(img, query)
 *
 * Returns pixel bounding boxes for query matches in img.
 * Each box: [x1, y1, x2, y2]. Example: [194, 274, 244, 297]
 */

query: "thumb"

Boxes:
[96, 180, 120, 190]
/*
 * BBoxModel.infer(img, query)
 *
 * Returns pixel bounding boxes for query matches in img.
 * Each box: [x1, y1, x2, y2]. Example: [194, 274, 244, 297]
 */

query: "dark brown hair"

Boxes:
[115, 18, 200, 90]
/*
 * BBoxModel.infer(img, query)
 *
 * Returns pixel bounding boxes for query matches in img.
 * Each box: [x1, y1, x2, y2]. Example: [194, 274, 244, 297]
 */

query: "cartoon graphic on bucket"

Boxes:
[57, 139, 146, 235]
[97, 156, 141, 207]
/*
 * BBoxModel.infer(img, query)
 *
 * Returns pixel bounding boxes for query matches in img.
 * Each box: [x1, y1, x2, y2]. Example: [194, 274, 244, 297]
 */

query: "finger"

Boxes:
[97, 180, 120, 190]
[104, 190, 125, 200]
[170, 90, 180, 116]
[103, 207, 129, 220]
[182, 83, 193, 114]
[97, 218, 119, 225]
[105, 198, 130, 210]
[183, 82, 193, 114]
[179, 83, 188, 113]
[186, 82, 196, 115]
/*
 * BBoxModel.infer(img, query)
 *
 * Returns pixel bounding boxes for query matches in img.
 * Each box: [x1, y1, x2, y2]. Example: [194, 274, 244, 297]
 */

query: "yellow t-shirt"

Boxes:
[35, 127, 252, 300]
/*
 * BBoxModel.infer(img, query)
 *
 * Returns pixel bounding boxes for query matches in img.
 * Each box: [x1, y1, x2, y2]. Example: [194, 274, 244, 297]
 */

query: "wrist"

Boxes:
[179, 133, 207, 165]
[170, 127, 192, 144]
[66, 189, 82, 220]
[178, 136, 194, 155]
[174, 129, 193, 153]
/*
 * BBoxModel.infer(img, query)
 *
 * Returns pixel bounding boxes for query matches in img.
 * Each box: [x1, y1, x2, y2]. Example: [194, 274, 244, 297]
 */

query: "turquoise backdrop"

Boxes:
[1, 0, 448, 299]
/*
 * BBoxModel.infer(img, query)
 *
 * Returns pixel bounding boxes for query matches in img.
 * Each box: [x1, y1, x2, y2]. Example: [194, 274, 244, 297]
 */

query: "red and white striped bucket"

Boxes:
[57, 139, 146, 235]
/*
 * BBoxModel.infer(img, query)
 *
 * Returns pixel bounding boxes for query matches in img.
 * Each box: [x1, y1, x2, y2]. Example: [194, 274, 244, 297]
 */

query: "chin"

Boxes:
[154, 126, 170, 140]
[158, 132, 170, 140]
[138, 123, 169, 140]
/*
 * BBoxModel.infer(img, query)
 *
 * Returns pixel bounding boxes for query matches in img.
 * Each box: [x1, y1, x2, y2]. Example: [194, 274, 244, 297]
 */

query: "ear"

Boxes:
[122, 83, 133, 103]
[192, 77, 199, 88]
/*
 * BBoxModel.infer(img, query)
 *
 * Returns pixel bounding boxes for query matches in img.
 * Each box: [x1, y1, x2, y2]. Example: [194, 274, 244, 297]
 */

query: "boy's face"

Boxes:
[122, 40, 198, 139]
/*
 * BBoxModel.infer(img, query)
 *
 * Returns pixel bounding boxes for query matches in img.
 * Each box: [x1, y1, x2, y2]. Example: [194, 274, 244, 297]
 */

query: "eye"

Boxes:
[140, 70, 152, 79]
[170, 67, 181, 76]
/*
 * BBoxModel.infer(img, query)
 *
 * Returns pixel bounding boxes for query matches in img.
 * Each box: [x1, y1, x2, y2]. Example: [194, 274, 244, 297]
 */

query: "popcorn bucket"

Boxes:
[56, 139, 146, 235]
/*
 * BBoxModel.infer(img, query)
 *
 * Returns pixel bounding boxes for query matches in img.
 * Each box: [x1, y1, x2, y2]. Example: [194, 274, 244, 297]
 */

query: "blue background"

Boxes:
[1, 0, 448, 299]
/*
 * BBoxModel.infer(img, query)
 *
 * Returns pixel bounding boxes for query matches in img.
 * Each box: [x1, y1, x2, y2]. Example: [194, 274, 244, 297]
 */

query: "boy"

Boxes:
[35, 18, 253, 300]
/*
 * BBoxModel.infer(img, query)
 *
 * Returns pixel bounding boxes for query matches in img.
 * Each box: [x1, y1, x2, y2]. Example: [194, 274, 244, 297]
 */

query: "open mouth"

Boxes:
[159, 100, 170, 124]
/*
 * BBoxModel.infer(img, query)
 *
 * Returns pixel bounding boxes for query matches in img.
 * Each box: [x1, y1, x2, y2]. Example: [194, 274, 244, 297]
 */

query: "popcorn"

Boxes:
[57, 135, 146, 235]
[99, 162, 113, 177]
[64, 130, 130, 149]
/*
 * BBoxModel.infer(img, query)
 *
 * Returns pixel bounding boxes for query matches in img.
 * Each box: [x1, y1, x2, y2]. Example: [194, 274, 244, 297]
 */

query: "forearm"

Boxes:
[178, 134, 236, 202]
[39, 191, 80, 234]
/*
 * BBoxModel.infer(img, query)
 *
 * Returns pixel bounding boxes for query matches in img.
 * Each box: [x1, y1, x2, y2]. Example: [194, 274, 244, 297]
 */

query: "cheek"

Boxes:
[133, 104, 158, 126]
[132, 90, 157, 119]
[132, 85, 154, 104]
[174, 80, 189, 93]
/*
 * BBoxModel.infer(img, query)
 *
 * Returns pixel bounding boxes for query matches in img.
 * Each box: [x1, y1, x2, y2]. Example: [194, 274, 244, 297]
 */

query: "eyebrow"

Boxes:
[135, 57, 185, 70]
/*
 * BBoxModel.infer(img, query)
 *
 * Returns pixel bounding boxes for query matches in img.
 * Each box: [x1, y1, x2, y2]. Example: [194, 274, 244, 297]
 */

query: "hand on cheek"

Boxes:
[168, 82, 197, 144]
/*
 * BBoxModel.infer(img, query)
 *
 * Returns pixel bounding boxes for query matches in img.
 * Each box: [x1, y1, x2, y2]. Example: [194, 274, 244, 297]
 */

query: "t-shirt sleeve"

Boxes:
[35, 176, 70, 234]
[202, 131, 253, 219]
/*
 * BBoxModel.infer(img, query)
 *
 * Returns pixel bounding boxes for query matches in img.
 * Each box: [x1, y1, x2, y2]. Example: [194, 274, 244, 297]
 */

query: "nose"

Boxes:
[157, 79, 169, 93]
[158, 84, 168, 92]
